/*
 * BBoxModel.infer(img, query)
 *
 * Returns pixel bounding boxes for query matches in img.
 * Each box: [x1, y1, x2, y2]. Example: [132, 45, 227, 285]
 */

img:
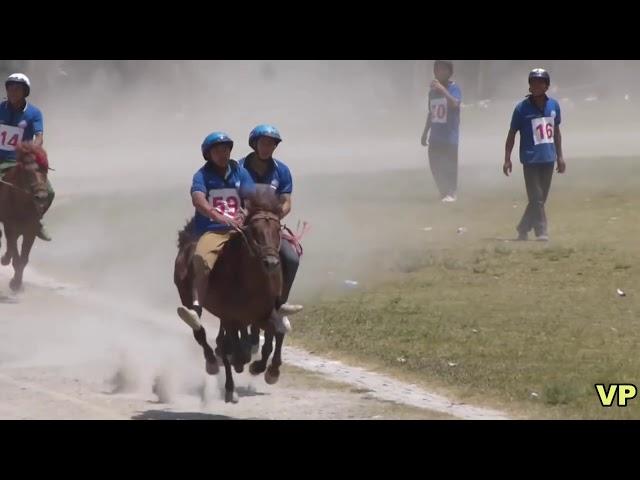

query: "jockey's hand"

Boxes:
[235, 208, 248, 225]
[223, 215, 243, 229]
[211, 209, 242, 229]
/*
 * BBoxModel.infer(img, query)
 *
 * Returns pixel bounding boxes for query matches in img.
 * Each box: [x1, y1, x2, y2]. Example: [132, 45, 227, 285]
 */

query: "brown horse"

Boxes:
[174, 187, 286, 403]
[0, 144, 50, 292]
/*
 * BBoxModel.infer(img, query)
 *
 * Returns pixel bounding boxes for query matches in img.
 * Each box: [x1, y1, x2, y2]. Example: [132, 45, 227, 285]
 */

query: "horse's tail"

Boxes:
[177, 217, 197, 250]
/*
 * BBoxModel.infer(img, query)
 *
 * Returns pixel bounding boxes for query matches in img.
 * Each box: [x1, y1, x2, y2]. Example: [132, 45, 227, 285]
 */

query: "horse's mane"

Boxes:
[248, 185, 282, 217]
[177, 217, 197, 250]
[16, 143, 49, 172]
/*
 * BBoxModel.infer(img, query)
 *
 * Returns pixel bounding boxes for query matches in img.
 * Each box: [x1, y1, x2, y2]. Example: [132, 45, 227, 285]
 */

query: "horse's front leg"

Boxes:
[1, 223, 17, 268]
[8, 227, 30, 292]
[221, 325, 239, 403]
[265, 331, 285, 385]
[192, 325, 219, 375]
[249, 328, 273, 376]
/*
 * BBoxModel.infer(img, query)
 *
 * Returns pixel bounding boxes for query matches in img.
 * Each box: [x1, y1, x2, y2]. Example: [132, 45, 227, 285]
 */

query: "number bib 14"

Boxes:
[0, 124, 23, 152]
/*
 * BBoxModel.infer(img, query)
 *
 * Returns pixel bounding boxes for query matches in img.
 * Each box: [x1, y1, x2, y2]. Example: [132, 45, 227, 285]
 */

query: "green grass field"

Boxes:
[40, 155, 640, 419]
[289, 156, 640, 419]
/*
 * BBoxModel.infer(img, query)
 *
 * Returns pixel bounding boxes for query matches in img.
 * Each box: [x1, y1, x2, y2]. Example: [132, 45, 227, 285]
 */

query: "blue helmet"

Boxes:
[249, 124, 282, 150]
[529, 68, 550, 85]
[201, 132, 233, 159]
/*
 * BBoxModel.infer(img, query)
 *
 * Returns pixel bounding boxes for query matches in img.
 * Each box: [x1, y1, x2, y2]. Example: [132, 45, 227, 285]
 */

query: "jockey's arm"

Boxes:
[191, 191, 227, 223]
[33, 133, 43, 147]
[279, 194, 292, 219]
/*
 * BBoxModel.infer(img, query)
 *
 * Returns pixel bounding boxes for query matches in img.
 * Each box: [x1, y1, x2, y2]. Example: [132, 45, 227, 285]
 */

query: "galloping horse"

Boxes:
[0, 143, 50, 291]
[174, 187, 288, 403]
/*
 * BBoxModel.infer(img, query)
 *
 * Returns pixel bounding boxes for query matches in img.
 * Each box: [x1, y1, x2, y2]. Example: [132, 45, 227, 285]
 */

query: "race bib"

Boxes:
[531, 117, 555, 145]
[430, 97, 448, 124]
[208, 188, 240, 217]
[0, 124, 23, 152]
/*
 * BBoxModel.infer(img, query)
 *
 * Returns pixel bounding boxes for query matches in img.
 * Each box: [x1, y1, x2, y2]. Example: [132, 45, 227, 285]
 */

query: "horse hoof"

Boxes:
[9, 279, 22, 292]
[205, 360, 219, 375]
[264, 367, 280, 385]
[233, 363, 244, 374]
[249, 361, 265, 376]
[1, 255, 11, 266]
[225, 390, 239, 404]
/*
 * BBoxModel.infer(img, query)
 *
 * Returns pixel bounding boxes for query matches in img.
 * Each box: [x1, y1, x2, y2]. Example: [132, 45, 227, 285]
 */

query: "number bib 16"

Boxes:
[208, 188, 240, 217]
[430, 97, 448, 124]
[531, 117, 554, 145]
[0, 124, 23, 152]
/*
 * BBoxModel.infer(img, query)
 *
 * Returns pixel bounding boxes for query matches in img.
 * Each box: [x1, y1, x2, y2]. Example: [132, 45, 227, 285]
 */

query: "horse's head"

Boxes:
[15, 143, 49, 216]
[241, 186, 283, 272]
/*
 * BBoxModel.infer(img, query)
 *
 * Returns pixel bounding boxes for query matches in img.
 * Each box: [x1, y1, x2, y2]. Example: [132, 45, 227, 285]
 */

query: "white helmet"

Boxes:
[5, 73, 31, 97]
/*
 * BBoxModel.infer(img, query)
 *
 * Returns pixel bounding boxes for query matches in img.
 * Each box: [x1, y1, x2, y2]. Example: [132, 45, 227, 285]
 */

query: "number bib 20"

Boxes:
[208, 188, 240, 217]
[0, 124, 23, 152]
[430, 98, 448, 124]
[531, 117, 554, 145]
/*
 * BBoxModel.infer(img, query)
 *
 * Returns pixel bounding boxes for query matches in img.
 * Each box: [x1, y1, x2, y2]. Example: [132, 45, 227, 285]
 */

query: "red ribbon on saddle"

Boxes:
[281, 220, 310, 257]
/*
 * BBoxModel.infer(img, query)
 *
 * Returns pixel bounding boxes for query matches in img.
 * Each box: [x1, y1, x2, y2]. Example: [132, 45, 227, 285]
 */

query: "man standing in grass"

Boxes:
[503, 68, 566, 241]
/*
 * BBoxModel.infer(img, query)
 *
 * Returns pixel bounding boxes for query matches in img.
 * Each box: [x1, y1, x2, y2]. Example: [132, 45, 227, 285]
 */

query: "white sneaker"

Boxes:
[177, 306, 202, 331]
[270, 309, 292, 334]
[441, 195, 456, 203]
[279, 303, 304, 315]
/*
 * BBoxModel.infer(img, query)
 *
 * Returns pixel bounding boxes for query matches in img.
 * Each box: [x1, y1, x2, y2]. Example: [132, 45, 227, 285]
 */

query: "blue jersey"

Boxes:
[428, 82, 462, 145]
[238, 153, 293, 195]
[0, 101, 44, 161]
[510, 95, 561, 164]
[190, 160, 256, 235]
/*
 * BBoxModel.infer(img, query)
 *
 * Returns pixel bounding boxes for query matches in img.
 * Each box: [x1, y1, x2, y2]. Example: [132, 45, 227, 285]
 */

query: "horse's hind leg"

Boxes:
[238, 327, 252, 365]
[214, 323, 224, 358]
[11, 232, 34, 292]
[192, 326, 219, 375]
[250, 324, 260, 354]
[249, 329, 273, 376]
[1, 224, 17, 268]
[265, 332, 285, 385]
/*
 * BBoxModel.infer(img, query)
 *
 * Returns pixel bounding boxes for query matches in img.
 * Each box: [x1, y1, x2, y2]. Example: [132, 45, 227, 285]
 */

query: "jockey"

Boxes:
[239, 124, 303, 334]
[0, 73, 54, 241]
[177, 132, 256, 331]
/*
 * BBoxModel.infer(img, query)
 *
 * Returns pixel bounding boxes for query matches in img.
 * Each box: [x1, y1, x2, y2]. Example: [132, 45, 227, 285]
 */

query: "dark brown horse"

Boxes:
[174, 187, 287, 403]
[0, 144, 50, 292]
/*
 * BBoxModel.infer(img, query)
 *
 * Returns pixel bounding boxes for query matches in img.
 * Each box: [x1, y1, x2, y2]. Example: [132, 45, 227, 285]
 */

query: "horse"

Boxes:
[174, 186, 287, 403]
[0, 143, 50, 292]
